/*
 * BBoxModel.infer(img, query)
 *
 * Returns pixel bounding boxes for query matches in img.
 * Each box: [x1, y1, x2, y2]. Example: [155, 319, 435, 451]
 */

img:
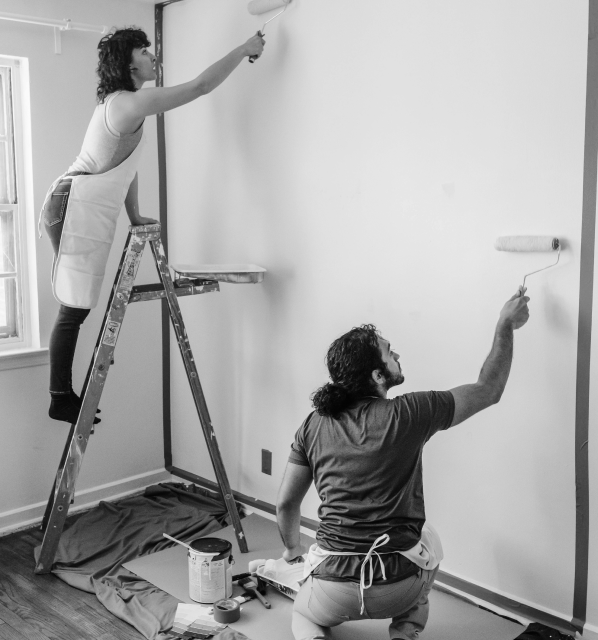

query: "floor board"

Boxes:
[0, 522, 142, 640]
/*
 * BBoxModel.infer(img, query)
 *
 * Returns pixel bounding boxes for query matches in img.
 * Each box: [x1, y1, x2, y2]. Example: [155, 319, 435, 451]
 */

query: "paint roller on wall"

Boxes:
[247, 0, 292, 63]
[495, 236, 561, 289]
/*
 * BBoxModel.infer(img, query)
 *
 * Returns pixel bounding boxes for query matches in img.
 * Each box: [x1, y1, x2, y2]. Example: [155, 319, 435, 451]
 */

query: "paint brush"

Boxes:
[162, 532, 194, 552]
[238, 577, 271, 609]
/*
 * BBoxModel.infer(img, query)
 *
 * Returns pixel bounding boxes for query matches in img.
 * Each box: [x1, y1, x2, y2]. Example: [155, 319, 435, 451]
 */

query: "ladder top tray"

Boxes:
[172, 264, 266, 284]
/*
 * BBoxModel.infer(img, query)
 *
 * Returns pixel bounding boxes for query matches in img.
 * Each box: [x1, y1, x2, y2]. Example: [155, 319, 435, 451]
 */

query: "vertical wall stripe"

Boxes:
[155, 0, 183, 467]
[572, 0, 598, 631]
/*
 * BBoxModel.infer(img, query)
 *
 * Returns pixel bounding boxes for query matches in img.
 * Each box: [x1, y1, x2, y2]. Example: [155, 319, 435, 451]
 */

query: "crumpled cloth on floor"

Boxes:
[34, 482, 238, 640]
[514, 622, 576, 640]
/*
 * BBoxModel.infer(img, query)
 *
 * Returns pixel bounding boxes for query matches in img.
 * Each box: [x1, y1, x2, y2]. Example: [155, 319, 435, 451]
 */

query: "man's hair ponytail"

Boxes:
[311, 324, 388, 418]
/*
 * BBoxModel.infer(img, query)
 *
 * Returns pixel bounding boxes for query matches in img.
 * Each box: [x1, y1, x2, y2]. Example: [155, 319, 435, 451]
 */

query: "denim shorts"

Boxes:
[43, 172, 88, 255]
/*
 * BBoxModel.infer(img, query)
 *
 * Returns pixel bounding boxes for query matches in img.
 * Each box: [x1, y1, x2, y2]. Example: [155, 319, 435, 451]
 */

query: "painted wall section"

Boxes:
[163, 0, 592, 627]
[0, 0, 166, 528]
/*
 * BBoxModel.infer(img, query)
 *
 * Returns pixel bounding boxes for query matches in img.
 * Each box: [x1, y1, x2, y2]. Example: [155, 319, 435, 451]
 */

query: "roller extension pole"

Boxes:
[494, 235, 561, 289]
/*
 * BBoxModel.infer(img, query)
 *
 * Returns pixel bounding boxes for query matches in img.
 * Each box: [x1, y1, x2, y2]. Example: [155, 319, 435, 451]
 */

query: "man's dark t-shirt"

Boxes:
[289, 391, 455, 583]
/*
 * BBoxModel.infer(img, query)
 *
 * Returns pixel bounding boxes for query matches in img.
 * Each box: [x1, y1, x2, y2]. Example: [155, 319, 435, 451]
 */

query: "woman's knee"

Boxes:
[58, 305, 91, 324]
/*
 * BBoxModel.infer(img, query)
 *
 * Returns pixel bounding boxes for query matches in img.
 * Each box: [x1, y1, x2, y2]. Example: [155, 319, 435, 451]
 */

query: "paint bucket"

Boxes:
[188, 538, 234, 604]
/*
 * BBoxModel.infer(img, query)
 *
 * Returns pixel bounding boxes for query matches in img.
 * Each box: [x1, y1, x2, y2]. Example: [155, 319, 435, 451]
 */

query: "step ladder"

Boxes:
[35, 223, 265, 574]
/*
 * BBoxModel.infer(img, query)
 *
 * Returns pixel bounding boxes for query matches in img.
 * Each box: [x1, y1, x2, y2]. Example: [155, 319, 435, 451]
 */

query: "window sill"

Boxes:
[0, 347, 49, 371]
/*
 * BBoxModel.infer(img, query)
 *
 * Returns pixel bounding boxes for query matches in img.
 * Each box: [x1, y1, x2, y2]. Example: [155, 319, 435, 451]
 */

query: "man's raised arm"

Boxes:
[449, 287, 530, 427]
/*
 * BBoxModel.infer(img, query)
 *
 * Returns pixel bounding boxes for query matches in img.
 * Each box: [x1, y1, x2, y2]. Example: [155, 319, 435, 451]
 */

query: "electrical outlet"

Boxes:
[262, 449, 272, 475]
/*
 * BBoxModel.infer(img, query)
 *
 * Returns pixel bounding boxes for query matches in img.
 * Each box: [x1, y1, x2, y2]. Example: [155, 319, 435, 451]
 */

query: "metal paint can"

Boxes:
[188, 538, 233, 604]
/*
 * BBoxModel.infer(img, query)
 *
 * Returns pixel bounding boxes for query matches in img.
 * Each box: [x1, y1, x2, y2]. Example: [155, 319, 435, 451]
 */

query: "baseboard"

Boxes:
[0, 468, 175, 536]
[168, 466, 320, 531]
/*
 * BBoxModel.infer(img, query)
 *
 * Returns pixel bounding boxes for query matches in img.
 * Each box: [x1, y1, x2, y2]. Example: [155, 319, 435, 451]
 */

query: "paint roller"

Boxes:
[247, 0, 292, 63]
[494, 236, 561, 289]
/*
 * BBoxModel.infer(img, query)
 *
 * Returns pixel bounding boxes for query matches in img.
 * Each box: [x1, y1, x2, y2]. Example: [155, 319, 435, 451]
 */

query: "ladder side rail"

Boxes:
[35, 232, 149, 573]
[80, 231, 134, 395]
[40, 234, 135, 534]
[150, 237, 248, 552]
[40, 422, 76, 532]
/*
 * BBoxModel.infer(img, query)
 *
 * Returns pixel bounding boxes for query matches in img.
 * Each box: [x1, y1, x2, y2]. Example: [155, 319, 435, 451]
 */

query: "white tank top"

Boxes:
[68, 91, 143, 175]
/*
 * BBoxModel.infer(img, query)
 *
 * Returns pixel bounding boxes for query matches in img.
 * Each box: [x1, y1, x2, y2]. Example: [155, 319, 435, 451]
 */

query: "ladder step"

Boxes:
[171, 264, 266, 284]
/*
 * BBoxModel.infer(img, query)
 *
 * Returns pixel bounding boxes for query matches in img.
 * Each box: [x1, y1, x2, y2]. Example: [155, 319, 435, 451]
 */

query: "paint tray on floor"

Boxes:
[172, 264, 266, 284]
[256, 557, 306, 600]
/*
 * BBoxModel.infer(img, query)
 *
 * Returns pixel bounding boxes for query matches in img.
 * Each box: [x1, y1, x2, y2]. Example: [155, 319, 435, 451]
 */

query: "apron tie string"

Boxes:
[358, 534, 389, 615]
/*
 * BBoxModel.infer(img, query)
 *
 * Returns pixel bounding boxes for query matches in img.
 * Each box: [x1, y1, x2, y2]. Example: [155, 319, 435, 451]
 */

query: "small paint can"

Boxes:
[188, 538, 234, 604]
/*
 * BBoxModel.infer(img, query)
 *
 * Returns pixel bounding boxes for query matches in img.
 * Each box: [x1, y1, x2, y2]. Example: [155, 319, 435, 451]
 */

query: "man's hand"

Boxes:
[282, 546, 306, 564]
[243, 33, 266, 59]
[498, 286, 530, 331]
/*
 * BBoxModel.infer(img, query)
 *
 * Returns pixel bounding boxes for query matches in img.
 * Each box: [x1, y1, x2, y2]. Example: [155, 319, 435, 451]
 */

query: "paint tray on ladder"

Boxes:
[171, 264, 266, 284]
[256, 557, 306, 600]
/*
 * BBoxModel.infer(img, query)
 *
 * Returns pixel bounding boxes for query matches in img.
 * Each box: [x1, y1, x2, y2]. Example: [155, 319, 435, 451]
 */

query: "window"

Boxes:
[0, 56, 38, 354]
[0, 61, 19, 340]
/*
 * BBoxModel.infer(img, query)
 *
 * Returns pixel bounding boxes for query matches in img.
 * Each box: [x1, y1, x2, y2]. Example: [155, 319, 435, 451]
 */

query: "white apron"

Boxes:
[301, 522, 443, 614]
[45, 132, 146, 309]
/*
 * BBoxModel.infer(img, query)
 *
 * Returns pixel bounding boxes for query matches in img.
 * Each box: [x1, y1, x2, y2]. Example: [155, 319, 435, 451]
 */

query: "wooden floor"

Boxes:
[0, 518, 142, 640]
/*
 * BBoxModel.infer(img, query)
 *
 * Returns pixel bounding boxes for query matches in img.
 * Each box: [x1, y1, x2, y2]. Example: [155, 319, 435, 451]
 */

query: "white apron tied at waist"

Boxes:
[301, 522, 443, 614]
[40, 133, 146, 309]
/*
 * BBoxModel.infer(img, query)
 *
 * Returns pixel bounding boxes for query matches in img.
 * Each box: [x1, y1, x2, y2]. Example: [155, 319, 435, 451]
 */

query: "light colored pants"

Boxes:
[292, 566, 439, 640]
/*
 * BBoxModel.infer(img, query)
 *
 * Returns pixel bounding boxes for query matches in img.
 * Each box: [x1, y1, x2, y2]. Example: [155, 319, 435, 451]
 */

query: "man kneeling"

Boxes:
[276, 288, 530, 640]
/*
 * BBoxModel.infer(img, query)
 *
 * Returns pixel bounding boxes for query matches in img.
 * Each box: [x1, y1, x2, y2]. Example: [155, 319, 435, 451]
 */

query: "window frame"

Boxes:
[0, 55, 40, 357]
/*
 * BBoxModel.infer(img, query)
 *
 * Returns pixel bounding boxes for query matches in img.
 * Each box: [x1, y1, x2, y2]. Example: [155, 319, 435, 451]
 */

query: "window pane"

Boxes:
[0, 277, 5, 326]
[0, 70, 5, 138]
[0, 141, 10, 205]
[0, 276, 17, 337]
[0, 209, 16, 273]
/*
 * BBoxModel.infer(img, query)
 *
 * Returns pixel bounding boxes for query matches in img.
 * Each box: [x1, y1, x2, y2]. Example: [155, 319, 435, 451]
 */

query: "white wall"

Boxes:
[163, 0, 596, 632]
[0, 0, 169, 531]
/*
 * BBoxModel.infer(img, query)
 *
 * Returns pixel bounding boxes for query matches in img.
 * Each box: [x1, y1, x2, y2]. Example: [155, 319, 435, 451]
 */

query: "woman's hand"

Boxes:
[243, 32, 266, 59]
[130, 215, 159, 226]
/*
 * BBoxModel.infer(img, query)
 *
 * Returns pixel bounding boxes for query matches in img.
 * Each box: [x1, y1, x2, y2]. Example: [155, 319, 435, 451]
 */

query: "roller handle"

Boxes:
[249, 31, 264, 63]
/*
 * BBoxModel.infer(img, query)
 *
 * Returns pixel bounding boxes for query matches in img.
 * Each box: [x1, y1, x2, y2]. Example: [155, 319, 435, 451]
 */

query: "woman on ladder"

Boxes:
[42, 27, 265, 425]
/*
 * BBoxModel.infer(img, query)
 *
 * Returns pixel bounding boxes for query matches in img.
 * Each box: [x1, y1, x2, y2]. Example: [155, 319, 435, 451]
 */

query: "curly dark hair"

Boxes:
[311, 324, 391, 418]
[96, 27, 151, 103]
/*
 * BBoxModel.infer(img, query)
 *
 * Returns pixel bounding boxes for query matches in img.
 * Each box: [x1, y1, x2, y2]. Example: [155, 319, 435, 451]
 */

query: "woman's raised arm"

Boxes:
[110, 34, 265, 133]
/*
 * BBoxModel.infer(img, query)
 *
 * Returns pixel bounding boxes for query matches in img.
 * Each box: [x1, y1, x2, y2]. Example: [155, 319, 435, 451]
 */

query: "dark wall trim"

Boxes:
[572, 0, 598, 631]
[155, 0, 184, 467]
[436, 572, 578, 636]
[168, 466, 319, 531]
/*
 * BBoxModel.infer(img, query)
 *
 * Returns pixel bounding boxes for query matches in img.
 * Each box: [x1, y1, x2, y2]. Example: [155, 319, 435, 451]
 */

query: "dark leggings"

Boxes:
[45, 173, 91, 395]
[49, 305, 90, 395]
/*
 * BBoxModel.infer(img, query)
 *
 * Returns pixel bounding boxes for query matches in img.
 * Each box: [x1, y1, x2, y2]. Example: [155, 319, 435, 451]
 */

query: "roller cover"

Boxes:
[248, 0, 290, 15]
[494, 236, 559, 252]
